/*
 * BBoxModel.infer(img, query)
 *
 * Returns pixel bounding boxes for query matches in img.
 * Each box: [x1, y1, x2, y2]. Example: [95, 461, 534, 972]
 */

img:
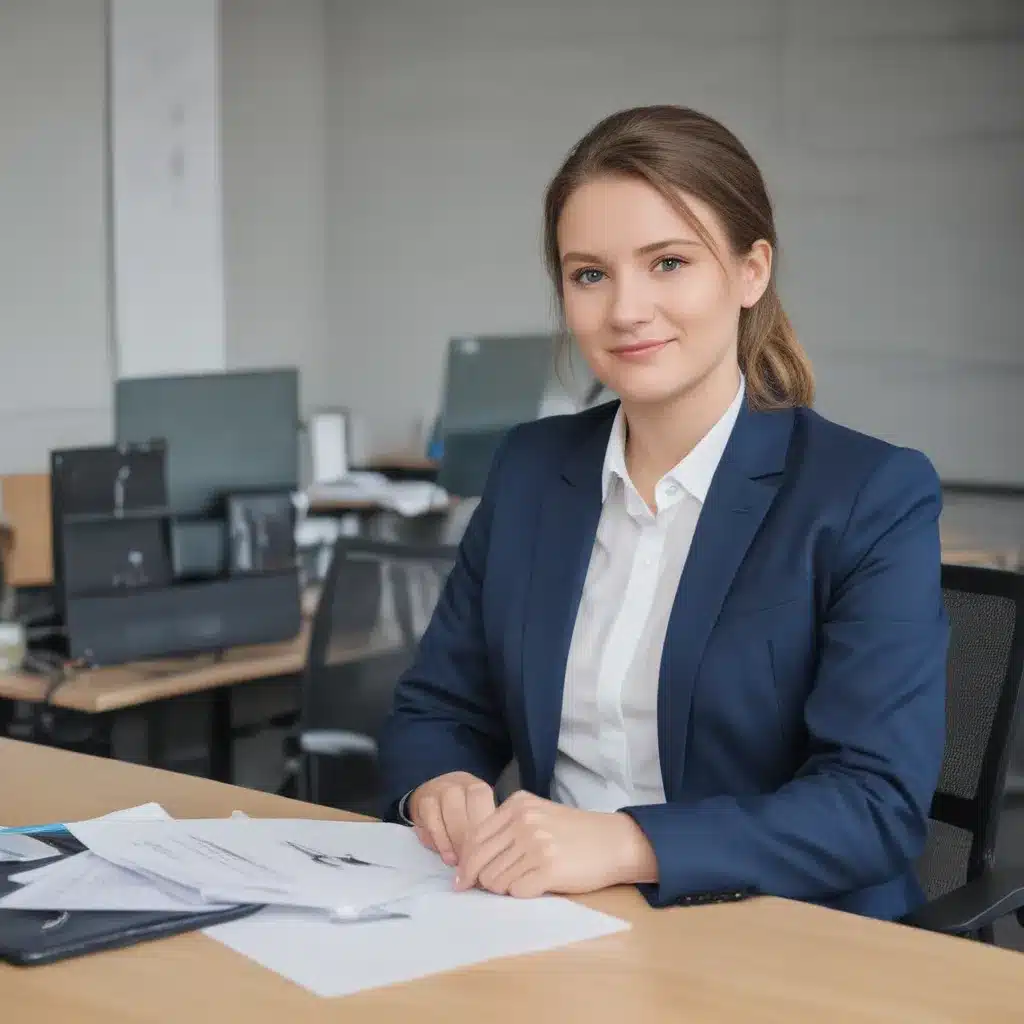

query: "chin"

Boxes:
[598, 364, 695, 408]
[605, 377, 688, 407]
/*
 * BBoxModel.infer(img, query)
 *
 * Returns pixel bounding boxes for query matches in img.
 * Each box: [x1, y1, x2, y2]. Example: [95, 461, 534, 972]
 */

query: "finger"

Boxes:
[507, 869, 548, 899]
[440, 786, 471, 855]
[464, 797, 517, 850]
[465, 782, 496, 831]
[419, 795, 456, 865]
[412, 824, 436, 852]
[478, 844, 530, 894]
[455, 823, 517, 891]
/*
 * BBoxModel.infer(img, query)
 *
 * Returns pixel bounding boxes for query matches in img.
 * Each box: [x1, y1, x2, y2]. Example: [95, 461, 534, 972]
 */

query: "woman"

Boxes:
[378, 105, 948, 920]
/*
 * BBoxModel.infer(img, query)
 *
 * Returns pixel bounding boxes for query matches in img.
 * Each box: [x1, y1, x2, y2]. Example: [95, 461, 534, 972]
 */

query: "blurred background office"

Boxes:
[0, 0, 1021, 941]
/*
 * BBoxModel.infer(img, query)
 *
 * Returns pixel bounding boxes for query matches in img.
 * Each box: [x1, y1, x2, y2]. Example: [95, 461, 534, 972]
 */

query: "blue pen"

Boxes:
[0, 823, 70, 837]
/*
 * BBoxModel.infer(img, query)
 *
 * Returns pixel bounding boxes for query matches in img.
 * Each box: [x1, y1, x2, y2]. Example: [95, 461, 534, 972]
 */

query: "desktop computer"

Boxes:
[116, 368, 300, 578]
[115, 368, 300, 516]
[37, 372, 305, 666]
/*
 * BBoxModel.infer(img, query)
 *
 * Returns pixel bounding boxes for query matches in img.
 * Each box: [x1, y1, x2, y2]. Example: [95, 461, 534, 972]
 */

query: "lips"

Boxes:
[611, 339, 672, 357]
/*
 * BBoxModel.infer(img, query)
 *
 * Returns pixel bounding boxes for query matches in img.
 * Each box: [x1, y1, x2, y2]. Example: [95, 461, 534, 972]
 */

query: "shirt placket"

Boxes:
[595, 510, 665, 804]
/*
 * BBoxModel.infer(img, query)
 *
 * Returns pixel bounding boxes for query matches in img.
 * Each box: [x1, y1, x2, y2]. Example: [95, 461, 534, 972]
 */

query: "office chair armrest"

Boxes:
[902, 868, 1024, 934]
[298, 729, 378, 759]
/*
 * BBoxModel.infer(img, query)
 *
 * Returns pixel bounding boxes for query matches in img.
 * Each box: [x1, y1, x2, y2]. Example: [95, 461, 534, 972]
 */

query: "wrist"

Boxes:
[607, 812, 658, 886]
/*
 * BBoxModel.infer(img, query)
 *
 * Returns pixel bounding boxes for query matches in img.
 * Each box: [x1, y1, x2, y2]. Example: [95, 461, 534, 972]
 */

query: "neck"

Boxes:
[622, 361, 741, 494]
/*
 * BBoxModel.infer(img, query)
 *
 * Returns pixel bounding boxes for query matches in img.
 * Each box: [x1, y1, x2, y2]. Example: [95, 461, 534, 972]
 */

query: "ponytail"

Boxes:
[739, 281, 815, 410]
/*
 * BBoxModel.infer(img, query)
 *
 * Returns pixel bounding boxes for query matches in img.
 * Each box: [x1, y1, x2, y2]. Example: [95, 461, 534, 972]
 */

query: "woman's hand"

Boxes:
[454, 791, 658, 897]
[409, 772, 497, 866]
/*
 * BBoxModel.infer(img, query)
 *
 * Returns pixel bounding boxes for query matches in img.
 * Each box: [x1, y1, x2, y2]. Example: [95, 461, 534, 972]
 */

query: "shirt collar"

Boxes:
[601, 376, 746, 507]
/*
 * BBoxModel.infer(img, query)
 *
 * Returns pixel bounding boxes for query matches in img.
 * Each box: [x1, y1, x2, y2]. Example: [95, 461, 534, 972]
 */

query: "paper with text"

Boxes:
[67, 818, 453, 915]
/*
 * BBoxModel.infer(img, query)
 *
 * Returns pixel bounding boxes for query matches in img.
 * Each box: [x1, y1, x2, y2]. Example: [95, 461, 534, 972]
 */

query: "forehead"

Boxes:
[557, 175, 723, 257]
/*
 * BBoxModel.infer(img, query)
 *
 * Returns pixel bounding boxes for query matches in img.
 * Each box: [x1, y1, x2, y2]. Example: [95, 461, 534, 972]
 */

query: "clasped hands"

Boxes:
[408, 771, 657, 898]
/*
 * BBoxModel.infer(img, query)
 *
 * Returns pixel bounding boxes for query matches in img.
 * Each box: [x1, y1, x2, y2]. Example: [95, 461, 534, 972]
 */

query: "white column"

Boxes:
[109, 0, 226, 378]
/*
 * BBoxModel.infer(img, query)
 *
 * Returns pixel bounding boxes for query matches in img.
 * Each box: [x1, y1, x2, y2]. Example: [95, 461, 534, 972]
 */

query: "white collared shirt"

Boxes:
[552, 380, 745, 811]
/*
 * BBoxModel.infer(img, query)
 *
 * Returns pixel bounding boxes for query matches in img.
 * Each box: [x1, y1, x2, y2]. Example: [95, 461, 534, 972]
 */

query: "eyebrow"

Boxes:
[561, 238, 702, 266]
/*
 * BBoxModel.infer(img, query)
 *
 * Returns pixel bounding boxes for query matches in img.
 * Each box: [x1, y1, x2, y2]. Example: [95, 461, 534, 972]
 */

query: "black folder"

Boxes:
[0, 834, 261, 966]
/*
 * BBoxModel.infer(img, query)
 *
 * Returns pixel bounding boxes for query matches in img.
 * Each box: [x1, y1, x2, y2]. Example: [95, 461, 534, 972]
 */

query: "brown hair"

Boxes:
[543, 105, 814, 410]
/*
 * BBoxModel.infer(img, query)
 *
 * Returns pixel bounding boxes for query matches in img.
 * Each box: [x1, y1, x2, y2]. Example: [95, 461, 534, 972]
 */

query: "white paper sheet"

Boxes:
[67, 818, 453, 915]
[0, 802, 200, 911]
[0, 832, 60, 863]
[0, 803, 170, 865]
[0, 851, 219, 912]
[206, 888, 630, 998]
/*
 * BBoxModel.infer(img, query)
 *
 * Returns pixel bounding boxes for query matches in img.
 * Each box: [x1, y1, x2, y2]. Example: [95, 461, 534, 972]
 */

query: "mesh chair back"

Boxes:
[916, 565, 1024, 901]
[301, 537, 458, 757]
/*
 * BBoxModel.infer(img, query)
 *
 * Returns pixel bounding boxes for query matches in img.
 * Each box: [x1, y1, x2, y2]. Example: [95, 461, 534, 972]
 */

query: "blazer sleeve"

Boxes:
[621, 447, 949, 908]
[377, 435, 515, 819]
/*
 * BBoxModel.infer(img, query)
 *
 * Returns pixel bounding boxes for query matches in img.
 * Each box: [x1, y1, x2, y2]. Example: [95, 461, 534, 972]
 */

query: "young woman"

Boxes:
[378, 105, 948, 921]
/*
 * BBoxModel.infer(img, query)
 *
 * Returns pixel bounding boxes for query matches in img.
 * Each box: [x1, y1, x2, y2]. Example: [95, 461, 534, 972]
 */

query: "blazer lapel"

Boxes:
[518, 407, 614, 797]
[658, 402, 795, 798]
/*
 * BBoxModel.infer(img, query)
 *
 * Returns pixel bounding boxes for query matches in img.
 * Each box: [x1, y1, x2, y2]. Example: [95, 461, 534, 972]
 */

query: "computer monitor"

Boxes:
[436, 334, 554, 497]
[115, 369, 300, 516]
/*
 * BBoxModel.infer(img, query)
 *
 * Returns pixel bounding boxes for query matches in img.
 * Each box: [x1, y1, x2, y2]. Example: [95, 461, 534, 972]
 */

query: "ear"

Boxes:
[739, 239, 772, 308]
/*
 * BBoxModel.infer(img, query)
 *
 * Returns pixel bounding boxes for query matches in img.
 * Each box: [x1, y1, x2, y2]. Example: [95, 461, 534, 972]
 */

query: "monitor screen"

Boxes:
[439, 334, 554, 434]
[115, 369, 300, 516]
[435, 334, 554, 497]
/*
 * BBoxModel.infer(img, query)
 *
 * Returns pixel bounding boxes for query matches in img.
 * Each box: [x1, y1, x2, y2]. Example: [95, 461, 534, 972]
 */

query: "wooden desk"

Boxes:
[2, 739, 1022, 1022]
[0, 627, 311, 714]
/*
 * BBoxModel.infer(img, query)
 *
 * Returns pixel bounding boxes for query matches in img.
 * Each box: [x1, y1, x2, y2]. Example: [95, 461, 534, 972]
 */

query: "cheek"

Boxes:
[562, 291, 605, 343]
[665, 267, 733, 322]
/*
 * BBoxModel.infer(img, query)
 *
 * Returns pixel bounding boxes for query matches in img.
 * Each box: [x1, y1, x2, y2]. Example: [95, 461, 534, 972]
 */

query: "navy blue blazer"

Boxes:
[379, 398, 949, 920]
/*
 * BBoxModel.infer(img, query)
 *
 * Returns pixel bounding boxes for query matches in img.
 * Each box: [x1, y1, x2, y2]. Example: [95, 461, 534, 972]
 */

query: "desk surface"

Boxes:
[0, 627, 408, 713]
[0, 628, 310, 712]
[2, 740, 1022, 1022]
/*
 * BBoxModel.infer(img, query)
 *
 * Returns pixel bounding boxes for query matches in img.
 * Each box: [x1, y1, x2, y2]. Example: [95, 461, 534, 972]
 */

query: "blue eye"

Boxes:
[656, 257, 686, 272]
[572, 268, 605, 286]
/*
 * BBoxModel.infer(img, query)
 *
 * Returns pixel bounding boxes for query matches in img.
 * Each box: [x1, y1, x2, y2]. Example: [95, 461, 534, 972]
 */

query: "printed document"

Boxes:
[67, 817, 453, 915]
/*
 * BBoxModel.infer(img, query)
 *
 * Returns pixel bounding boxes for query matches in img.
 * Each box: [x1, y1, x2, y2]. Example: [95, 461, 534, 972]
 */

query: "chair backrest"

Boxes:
[916, 565, 1024, 901]
[300, 537, 458, 743]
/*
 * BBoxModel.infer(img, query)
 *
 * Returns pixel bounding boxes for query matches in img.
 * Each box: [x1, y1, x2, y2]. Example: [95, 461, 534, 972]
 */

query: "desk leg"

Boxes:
[209, 688, 233, 784]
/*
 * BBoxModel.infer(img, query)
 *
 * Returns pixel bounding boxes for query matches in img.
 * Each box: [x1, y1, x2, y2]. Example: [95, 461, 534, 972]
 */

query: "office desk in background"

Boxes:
[1, 739, 1022, 1023]
[0, 613, 401, 782]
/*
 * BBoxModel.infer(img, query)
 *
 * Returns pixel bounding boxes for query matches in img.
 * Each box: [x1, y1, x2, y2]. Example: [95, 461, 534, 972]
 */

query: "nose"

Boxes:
[607, 269, 655, 332]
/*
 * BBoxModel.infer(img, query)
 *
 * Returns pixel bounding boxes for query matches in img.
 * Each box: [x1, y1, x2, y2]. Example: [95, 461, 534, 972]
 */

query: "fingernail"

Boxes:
[443, 852, 456, 866]
[454, 875, 461, 888]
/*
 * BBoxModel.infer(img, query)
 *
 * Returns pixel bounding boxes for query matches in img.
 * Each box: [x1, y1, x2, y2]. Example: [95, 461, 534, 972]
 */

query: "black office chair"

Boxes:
[903, 563, 1024, 940]
[280, 538, 458, 816]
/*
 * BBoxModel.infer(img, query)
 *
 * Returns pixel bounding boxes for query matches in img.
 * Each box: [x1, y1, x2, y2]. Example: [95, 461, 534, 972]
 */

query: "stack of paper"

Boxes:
[65, 817, 455, 918]
[306, 473, 450, 517]
[0, 803, 198, 912]
[0, 832, 61, 864]
[1, 806, 631, 998]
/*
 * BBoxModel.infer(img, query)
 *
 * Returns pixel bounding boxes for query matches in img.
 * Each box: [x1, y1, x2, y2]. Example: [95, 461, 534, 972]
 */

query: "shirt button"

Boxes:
[665, 482, 680, 496]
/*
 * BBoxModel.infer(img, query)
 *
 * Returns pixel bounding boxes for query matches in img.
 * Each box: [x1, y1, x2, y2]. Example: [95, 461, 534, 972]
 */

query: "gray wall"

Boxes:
[1, 1, 1021, 480]
[0, 0, 332, 474]
[0, 0, 112, 473]
[325, 0, 1024, 480]
[221, 0, 331, 413]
